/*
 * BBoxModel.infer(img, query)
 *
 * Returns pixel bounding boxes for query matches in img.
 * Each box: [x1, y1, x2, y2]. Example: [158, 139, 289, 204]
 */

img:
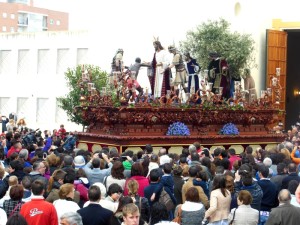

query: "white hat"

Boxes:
[73, 155, 85, 169]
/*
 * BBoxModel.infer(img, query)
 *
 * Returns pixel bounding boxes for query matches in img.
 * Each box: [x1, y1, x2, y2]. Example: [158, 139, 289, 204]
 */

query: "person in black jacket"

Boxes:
[0, 160, 26, 198]
[77, 185, 112, 225]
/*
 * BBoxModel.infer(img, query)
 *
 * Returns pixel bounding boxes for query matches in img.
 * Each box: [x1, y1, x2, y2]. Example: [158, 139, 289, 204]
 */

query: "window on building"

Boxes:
[2, 26, 6, 32]
[36, 98, 50, 123]
[77, 48, 89, 65]
[56, 49, 71, 74]
[56, 20, 60, 26]
[17, 49, 31, 74]
[10, 14, 15, 19]
[2, 13, 7, 18]
[50, 19, 54, 25]
[10, 27, 14, 32]
[17, 97, 29, 119]
[0, 97, 10, 116]
[0, 50, 13, 75]
[37, 49, 51, 75]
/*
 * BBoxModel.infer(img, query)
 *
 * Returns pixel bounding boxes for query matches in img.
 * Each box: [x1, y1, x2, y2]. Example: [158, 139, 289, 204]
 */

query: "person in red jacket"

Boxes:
[57, 124, 66, 140]
[20, 180, 58, 225]
[7, 141, 22, 158]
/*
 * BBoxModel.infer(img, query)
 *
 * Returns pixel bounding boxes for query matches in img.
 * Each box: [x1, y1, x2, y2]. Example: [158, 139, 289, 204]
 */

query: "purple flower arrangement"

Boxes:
[166, 122, 190, 136]
[219, 123, 239, 135]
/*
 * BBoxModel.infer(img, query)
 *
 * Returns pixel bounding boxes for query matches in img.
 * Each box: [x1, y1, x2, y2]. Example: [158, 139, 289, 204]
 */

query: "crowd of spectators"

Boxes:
[1, 119, 300, 225]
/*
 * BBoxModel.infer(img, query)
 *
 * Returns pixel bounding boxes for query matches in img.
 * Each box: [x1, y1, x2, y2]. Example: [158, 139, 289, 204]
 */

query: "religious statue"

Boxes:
[241, 68, 257, 103]
[184, 52, 200, 94]
[148, 38, 171, 98]
[111, 48, 124, 74]
[207, 52, 230, 99]
[165, 45, 188, 96]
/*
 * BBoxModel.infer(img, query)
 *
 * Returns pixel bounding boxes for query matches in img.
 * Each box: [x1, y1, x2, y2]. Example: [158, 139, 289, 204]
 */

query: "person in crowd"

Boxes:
[20, 180, 58, 225]
[194, 167, 210, 197]
[127, 179, 150, 223]
[281, 163, 300, 189]
[57, 124, 67, 140]
[234, 163, 263, 211]
[266, 189, 300, 225]
[228, 148, 241, 171]
[147, 154, 159, 177]
[228, 190, 259, 225]
[7, 141, 22, 158]
[0, 160, 26, 198]
[0, 207, 7, 225]
[77, 185, 113, 225]
[83, 152, 112, 185]
[16, 119, 27, 131]
[203, 175, 231, 225]
[28, 161, 48, 189]
[288, 180, 300, 207]
[53, 183, 80, 224]
[46, 169, 66, 203]
[0, 175, 18, 206]
[61, 155, 75, 173]
[21, 176, 32, 203]
[106, 183, 123, 204]
[3, 184, 25, 217]
[83, 183, 118, 213]
[46, 153, 61, 175]
[177, 187, 205, 225]
[257, 165, 278, 225]
[173, 165, 184, 205]
[110, 196, 134, 225]
[104, 161, 126, 190]
[124, 163, 149, 197]
[150, 163, 176, 210]
[0, 115, 9, 133]
[122, 203, 143, 225]
[144, 168, 162, 207]
[60, 212, 83, 225]
[181, 166, 208, 208]
[74, 168, 89, 208]
[6, 119, 15, 133]
[270, 162, 288, 192]
[42, 130, 52, 152]
[149, 202, 178, 225]
[6, 213, 27, 225]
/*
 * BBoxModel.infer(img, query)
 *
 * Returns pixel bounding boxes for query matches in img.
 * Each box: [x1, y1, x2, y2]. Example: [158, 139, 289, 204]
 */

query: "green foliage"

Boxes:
[180, 18, 255, 79]
[57, 64, 108, 127]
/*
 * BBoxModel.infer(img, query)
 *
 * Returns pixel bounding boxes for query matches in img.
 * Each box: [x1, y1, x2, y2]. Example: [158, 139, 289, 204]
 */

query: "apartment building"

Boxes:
[0, 0, 68, 33]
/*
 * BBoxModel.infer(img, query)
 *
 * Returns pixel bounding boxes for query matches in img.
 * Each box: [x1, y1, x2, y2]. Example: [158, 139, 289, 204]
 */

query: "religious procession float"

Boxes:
[75, 64, 285, 153]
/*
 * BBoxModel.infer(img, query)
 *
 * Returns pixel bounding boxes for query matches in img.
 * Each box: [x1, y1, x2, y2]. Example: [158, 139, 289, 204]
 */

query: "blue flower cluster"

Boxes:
[220, 123, 239, 135]
[166, 122, 190, 136]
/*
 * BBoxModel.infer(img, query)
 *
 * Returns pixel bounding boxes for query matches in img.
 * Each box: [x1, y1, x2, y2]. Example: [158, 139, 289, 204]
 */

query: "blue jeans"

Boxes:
[258, 211, 269, 225]
[208, 219, 228, 225]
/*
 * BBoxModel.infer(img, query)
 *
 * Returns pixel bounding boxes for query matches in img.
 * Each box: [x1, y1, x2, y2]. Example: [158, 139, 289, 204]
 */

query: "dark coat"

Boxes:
[266, 203, 300, 225]
[281, 173, 300, 190]
[77, 203, 113, 225]
[173, 175, 184, 205]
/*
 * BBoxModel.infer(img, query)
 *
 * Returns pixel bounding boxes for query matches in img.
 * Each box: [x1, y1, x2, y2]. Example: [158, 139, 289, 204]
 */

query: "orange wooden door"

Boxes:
[266, 29, 287, 126]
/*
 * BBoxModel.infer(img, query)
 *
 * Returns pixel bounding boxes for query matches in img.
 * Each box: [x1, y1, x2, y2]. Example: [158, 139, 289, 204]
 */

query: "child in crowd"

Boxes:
[150, 163, 176, 205]
[193, 170, 210, 198]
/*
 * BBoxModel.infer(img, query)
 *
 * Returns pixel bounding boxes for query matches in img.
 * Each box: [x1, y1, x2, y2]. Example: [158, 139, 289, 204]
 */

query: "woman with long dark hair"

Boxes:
[203, 175, 231, 225]
[104, 161, 126, 190]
